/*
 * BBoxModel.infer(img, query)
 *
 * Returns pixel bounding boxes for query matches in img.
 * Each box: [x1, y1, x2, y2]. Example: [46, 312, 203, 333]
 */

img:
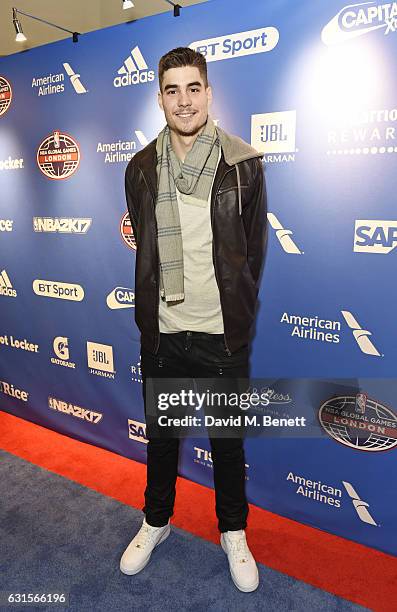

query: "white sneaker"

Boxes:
[221, 530, 259, 592]
[120, 518, 170, 575]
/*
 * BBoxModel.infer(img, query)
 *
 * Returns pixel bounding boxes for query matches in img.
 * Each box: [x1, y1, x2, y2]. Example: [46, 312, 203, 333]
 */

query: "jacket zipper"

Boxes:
[211, 165, 236, 357]
[139, 168, 161, 354]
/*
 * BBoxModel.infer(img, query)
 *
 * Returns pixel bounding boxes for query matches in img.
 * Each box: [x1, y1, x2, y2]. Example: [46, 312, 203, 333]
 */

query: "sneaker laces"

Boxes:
[226, 532, 250, 563]
[134, 522, 159, 550]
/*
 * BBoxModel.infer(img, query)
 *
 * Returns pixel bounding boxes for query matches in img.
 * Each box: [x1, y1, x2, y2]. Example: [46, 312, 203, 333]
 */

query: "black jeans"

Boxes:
[140, 331, 250, 533]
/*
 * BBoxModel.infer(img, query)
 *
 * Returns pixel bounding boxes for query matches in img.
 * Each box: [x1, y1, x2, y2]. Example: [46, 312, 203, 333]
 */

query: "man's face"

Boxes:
[158, 65, 212, 137]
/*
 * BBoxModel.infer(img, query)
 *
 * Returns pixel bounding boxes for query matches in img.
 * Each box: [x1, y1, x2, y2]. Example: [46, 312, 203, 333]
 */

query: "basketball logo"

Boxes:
[0, 77, 12, 117]
[120, 211, 136, 250]
[37, 131, 80, 180]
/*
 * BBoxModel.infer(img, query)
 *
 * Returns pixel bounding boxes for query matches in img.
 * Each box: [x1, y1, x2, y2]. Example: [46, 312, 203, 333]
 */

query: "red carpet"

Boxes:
[1, 409, 396, 611]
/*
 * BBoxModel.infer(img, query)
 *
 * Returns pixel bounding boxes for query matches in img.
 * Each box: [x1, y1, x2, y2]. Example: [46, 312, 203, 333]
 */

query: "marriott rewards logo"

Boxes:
[190, 27, 279, 62]
[322, 2, 397, 45]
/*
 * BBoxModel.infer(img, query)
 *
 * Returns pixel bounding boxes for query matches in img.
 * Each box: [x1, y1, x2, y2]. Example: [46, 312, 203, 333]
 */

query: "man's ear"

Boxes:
[158, 90, 164, 111]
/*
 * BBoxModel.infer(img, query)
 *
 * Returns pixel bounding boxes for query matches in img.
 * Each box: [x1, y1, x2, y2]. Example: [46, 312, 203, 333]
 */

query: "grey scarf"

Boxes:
[155, 117, 220, 302]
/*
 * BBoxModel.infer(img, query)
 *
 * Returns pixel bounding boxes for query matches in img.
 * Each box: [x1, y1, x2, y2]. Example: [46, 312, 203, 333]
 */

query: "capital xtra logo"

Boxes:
[322, 2, 397, 45]
[113, 46, 155, 87]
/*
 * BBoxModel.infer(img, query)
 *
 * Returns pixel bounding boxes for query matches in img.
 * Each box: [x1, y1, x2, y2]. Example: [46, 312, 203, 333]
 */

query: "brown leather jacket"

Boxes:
[125, 129, 267, 354]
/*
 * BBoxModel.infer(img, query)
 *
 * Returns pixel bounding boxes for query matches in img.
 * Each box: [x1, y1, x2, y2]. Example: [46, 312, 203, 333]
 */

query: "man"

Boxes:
[121, 47, 267, 592]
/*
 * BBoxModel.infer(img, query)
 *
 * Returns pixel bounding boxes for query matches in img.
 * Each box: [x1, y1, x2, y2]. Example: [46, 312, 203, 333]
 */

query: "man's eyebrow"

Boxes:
[164, 81, 203, 91]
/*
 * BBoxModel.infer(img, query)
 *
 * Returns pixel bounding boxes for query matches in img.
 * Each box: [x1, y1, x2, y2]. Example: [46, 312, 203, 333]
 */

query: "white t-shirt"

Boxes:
[159, 152, 223, 333]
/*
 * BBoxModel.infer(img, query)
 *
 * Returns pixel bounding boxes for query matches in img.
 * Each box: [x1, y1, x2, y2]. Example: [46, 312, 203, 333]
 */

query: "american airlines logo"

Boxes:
[322, 2, 397, 45]
[341, 311, 381, 356]
[342, 481, 377, 526]
[31, 62, 87, 97]
[0, 270, 17, 297]
[354, 220, 397, 253]
[113, 46, 155, 88]
[267, 213, 302, 254]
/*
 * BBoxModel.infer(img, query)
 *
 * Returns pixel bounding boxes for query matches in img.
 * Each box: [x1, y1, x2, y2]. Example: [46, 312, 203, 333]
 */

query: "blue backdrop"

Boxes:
[1, 0, 396, 556]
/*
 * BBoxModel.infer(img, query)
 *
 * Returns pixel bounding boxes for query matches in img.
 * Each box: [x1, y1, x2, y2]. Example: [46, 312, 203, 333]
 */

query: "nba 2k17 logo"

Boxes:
[0, 76, 12, 116]
[37, 131, 80, 180]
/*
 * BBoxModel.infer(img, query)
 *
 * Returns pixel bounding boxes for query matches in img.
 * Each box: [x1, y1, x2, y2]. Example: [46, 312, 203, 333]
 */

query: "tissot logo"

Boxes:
[190, 27, 279, 62]
[0, 76, 12, 116]
[322, 2, 397, 45]
[113, 46, 155, 87]
[31, 62, 87, 96]
[251, 111, 297, 163]
[33, 217, 92, 234]
[267, 213, 302, 254]
[354, 220, 397, 253]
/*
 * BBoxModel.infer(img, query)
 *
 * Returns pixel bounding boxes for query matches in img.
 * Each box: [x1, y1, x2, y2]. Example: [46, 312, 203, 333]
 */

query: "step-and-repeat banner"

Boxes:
[1, 0, 396, 555]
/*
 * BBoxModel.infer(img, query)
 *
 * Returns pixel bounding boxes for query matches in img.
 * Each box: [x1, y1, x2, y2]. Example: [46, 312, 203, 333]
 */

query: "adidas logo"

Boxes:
[0, 269, 17, 297]
[113, 46, 155, 88]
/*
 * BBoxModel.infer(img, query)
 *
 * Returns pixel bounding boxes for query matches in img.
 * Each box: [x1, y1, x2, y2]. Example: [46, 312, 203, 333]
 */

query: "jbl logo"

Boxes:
[261, 123, 288, 143]
[93, 349, 109, 364]
[87, 341, 115, 373]
[251, 110, 296, 154]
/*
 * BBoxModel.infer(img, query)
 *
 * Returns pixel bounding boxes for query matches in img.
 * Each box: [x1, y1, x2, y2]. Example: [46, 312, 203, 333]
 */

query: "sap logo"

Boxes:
[354, 220, 397, 253]
[128, 419, 148, 444]
[190, 27, 279, 63]
[114, 46, 155, 88]
[322, 2, 397, 45]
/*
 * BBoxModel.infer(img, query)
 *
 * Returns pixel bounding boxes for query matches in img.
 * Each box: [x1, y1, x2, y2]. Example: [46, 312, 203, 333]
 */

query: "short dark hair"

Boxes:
[158, 47, 208, 91]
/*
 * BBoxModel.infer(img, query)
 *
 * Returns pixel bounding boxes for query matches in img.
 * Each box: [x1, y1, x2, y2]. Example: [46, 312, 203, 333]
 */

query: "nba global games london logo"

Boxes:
[0, 77, 12, 116]
[120, 212, 136, 250]
[319, 393, 397, 452]
[37, 131, 80, 179]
